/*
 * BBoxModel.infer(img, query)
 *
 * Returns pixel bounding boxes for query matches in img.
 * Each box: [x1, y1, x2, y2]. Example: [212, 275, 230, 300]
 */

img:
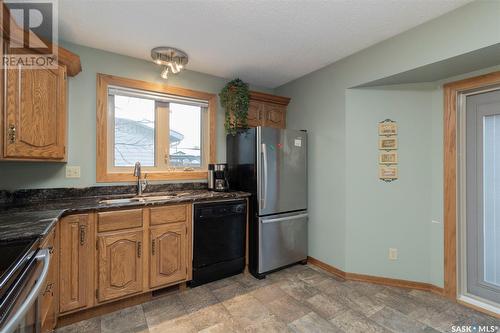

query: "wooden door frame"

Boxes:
[443, 71, 500, 299]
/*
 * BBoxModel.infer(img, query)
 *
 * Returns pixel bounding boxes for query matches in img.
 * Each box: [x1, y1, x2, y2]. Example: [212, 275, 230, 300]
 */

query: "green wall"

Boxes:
[345, 84, 435, 283]
[0, 43, 270, 190]
[276, 0, 500, 284]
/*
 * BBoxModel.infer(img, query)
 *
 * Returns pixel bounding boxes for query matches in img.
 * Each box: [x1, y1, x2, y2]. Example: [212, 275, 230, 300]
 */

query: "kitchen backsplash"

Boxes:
[0, 182, 208, 206]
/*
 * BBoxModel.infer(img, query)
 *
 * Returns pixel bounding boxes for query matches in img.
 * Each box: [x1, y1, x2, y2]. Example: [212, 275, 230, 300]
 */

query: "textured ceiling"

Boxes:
[59, 0, 472, 88]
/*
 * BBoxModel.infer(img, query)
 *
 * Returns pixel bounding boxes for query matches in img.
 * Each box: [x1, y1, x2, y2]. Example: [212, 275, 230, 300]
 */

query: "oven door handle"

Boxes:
[1, 249, 50, 333]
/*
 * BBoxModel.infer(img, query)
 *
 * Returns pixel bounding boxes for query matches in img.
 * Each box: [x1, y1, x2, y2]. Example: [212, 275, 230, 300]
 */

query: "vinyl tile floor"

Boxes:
[56, 264, 499, 333]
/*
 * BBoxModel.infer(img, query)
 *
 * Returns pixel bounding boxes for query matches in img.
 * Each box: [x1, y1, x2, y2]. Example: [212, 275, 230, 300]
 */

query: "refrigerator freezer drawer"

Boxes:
[258, 211, 308, 274]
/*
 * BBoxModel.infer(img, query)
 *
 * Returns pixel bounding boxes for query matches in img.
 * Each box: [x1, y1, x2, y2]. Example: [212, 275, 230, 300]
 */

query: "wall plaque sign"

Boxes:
[378, 119, 398, 182]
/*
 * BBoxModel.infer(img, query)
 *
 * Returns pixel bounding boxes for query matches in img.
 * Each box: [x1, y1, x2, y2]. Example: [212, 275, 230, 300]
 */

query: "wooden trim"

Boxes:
[307, 256, 444, 295]
[96, 74, 216, 182]
[443, 71, 500, 299]
[249, 91, 290, 106]
[306, 256, 346, 280]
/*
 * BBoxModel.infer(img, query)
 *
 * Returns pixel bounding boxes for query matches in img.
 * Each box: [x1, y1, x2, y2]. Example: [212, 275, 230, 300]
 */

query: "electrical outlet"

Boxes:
[389, 248, 398, 260]
[66, 166, 81, 178]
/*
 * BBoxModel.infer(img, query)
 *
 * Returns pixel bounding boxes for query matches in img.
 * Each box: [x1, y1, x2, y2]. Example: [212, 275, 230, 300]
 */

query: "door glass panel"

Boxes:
[483, 114, 500, 287]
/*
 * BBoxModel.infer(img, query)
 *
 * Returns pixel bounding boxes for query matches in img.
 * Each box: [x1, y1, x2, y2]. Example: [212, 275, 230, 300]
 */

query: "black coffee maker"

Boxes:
[210, 163, 229, 192]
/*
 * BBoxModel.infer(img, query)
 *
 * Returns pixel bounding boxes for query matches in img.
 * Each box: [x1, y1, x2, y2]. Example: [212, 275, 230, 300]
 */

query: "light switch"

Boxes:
[66, 166, 81, 178]
[389, 248, 398, 260]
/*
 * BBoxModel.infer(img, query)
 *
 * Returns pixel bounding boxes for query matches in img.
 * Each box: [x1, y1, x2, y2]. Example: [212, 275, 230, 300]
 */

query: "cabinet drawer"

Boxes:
[98, 209, 143, 232]
[150, 205, 188, 226]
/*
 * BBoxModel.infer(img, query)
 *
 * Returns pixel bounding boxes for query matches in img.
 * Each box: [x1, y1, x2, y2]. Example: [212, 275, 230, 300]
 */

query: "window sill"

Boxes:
[96, 170, 208, 182]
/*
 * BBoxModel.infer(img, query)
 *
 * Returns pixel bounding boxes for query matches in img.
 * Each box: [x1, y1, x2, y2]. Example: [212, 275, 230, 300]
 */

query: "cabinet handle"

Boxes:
[79, 225, 86, 246]
[137, 241, 142, 258]
[151, 239, 155, 255]
[8, 124, 16, 143]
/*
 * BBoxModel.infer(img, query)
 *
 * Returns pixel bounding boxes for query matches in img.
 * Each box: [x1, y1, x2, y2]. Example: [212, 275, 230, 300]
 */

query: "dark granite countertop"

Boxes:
[0, 190, 251, 242]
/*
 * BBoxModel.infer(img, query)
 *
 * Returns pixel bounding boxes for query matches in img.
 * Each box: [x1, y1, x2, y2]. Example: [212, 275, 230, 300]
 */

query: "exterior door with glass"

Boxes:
[465, 89, 500, 305]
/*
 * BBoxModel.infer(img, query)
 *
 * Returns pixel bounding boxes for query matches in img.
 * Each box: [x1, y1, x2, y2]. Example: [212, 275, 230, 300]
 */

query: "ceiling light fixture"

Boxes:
[151, 47, 188, 80]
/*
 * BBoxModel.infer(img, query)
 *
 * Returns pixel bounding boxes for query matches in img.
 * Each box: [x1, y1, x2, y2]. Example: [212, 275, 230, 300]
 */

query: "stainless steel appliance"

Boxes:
[191, 200, 247, 286]
[207, 164, 215, 190]
[0, 239, 51, 333]
[213, 163, 229, 192]
[227, 126, 307, 278]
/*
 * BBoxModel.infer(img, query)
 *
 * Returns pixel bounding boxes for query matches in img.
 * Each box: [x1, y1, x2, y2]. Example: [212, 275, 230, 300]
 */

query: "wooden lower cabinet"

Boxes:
[56, 203, 193, 321]
[97, 230, 144, 302]
[59, 214, 94, 313]
[40, 226, 58, 332]
[150, 223, 188, 288]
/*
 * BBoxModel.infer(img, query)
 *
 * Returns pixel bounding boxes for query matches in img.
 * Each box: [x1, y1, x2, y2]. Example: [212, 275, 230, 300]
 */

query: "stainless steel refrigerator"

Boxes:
[227, 126, 307, 278]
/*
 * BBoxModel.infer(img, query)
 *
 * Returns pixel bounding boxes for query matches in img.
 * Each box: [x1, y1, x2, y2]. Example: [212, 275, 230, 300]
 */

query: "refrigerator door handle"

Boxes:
[261, 213, 309, 224]
[261, 143, 268, 210]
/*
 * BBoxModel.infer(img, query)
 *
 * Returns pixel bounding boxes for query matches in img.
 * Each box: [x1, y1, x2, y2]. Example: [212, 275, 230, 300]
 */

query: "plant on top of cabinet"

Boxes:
[220, 78, 250, 135]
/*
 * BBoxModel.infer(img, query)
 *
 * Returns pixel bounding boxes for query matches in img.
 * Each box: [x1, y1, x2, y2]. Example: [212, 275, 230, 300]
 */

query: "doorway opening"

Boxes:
[444, 71, 500, 317]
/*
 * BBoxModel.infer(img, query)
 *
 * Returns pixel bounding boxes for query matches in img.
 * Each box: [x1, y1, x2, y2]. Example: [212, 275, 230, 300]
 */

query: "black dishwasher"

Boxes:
[191, 200, 247, 287]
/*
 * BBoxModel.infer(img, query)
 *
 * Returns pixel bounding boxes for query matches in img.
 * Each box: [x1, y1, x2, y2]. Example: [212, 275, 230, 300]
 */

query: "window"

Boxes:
[97, 74, 216, 182]
[113, 94, 156, 167]
[168, 103, 202, 168]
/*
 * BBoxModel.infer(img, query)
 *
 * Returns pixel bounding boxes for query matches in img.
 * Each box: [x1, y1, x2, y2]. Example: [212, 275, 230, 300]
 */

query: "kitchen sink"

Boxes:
[140, 195, 178, 202]
[98, 193, 182, 205]
[98, 197, 143, 205]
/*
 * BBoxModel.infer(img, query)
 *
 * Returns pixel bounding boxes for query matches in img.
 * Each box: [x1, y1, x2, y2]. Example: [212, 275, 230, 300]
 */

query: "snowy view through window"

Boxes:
[114, 95, 201, 168]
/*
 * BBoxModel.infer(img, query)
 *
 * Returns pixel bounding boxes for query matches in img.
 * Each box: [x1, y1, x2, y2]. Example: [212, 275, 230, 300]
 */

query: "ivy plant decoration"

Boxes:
[220, 78, 250, 135]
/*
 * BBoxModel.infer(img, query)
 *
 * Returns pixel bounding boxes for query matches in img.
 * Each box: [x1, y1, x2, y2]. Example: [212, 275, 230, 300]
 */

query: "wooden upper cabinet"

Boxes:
[150, 223, 188, 288]
[98, 230, 143, 302]
[3, 64, 67, 160]
[246, 101, 263, 128]
[59, 214, 94, 313]
[246, 91, 290, 129]
[262, 102, 286, 129]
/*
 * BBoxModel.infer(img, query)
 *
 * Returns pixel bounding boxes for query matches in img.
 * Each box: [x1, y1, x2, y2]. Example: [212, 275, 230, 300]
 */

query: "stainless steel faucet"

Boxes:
[133, 162, 148, 196]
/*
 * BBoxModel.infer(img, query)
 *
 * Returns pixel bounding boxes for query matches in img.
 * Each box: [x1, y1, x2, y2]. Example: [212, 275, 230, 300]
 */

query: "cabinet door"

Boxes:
[40, 226, 58, 332]
[98, 230, 143, 302]
[4, 64, 67, 160]
[262, 103, 286, 129]
[247, 100, 263, 128]
[150, 223, 188, 288]
[59, 214, 94, 313]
